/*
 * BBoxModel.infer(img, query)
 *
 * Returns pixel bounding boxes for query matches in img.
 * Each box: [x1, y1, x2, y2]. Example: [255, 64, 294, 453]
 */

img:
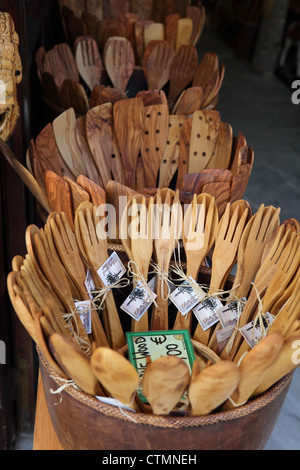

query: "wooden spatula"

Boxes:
[34, 123, 64, 177]
[44, 170, 74, 229]
[75, 35, 103, 91]
[176, 117, 192, 190]
[188, 109, 220, 174]
[193, 52, 219, 88]
[113, 97, 145, 189]
[134, 20, 154, 65]
[168, 45, 198, 106]
[172, 86, 204, 115]
[158, 114, 187, 189]
[165, 13, 180, 49]
[140, 103, 169, 189]
[103, 36, 135, 91]
[52, 107, 86, 180]
[144, 22, 164, 48]
[143, 40, 175, 91]
[77, 175, 106, 207]
[205, 122, 233, 170]
[60, 79, 90, 115]
[75, 116, 103, 187]
[142, 356, 190, 415]
[186, 4, 206, 46]
[86, 102, 113, 188]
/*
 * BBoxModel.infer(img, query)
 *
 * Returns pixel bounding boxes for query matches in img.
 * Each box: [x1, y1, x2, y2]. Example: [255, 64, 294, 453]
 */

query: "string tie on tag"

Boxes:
[90, 278, 130, 310]
[127, 260, 158, 307]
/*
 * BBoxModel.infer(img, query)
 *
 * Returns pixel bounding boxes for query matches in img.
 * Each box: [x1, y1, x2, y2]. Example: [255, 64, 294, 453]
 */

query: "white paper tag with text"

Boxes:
[169, 277, 203, 316]
[239, 312, 275, 348]
[193, 297, 223, 331]
[84, 269, 96, 300]
[218, 298, 246, 328]
[96, 396, 136, 413]
[120, 282, 157, 321]
[97, 251, 126, 287]
[74, 300, 92, 335]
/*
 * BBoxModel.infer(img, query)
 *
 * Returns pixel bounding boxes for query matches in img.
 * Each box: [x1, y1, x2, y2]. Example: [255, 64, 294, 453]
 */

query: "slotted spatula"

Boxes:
[75, 35, 103, 91]
[103, 36, 135, 91]
[168, 45, 198, 106]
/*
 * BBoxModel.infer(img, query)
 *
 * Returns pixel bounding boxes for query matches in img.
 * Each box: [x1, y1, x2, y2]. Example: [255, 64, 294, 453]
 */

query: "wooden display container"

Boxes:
[38, 346, 293, 451]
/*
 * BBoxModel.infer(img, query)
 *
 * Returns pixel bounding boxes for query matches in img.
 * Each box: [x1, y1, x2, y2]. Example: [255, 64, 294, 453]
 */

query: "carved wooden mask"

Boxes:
[0, 12, 22, 141]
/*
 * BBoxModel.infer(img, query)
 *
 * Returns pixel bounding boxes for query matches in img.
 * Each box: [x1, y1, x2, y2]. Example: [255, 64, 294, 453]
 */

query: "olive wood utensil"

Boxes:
[75, 202, 125, 349]
[193, 52, 219, 87]
[222, 332, 284, 410]
[142, 356, 190, 415]
[135, 20, 154, 65]
[43, 43, 79, 90]
[151, 189, 182, 331]
[188, 360, 240, 415]
[44, 169, 74, 230]
[86, 102, 113, 188]
[168, 45, 198, 106]
[77, 175, 106, 207]
[173, 193, 219, 332]
[34, 123, 64, 178]
[172, 86, 204, 115]
[64, 176, 90, 211]
[113, 97, 145, 189]
[49, 333, 103, 396]
[52, 107, 86, 180]
[176, 117, 192, 190]
[188, 109, 220, 174]
[75, 35, 103, 91]
[103, 36, 135, 91]
[253, 329, 300, 396]
[91, 347, 140, 410]
[127, 196, 154, 332]
[186, 4, 206, 46]
[143, 40, 175, 91]
[143, 22, 164, 48]
[60, 79, 90, 115]
[201, 181, 231, 218]
[75, 116, 103, 187]
[140, 103, 169, 189]
[205, 122, 233, 170]
[165, 13, 180, 49]
[180, 172, 215, 194]
[90, 84, 127, 108]
[158, 114, 187, 189]
[0, 138, 52, 214]
[175, 18, 193, 52]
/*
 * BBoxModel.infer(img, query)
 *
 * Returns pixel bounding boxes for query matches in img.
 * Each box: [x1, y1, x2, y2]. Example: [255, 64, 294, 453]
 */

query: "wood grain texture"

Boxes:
[75, 115, 103, 187]
[140, 103, 169, 188]
[44, 169, 74, 229]
[168, 44, 198, 105]
[143, 40, 175, 91]
[176, 116, 192, 190]
[103, 36, 135, 91]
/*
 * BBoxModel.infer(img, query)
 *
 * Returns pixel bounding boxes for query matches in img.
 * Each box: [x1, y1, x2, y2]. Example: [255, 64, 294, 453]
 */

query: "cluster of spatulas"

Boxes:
[35, 23, 222, 116]
[11, 100, 254, 229]
[7, 188, 300, 416]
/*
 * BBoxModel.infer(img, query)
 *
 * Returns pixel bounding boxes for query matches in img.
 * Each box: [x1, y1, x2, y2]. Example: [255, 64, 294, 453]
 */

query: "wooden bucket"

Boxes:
[38, 347, 293, 451]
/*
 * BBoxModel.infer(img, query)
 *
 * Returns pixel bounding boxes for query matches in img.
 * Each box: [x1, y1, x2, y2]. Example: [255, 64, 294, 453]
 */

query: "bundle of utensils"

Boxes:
[7, 189, 300, 416]
[0, 99, 251, 227]
[35, 29, 222, 114]
[60, 1, 206, 54]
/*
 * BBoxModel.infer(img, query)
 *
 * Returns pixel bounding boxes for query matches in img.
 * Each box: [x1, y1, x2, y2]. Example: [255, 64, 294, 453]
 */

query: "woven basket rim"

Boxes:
[38, 346, 293, 430]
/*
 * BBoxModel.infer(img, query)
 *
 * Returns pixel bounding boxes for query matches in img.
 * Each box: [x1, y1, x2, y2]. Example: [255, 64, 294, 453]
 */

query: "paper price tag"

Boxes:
[217, 299, 246, 328]
[84, 269, 96, 300]
[216, 325, 235, 354]
[120, 282, 157, 321]
[239, 312, 275, 349]
[97, 251, 126, 287]
[74, 300, 92, 334]
[169, 277, 203, 316]
[96, 396, 136, 413]
[193, 297, 223, 331]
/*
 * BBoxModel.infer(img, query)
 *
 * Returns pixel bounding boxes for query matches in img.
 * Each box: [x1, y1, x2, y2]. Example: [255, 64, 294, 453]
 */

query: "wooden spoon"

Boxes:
[222, 332, 284, 410]
[103, 36, 135, 91]
[142, 356, 190, 415]
[188, 360, 240, 415]
[49, 333, 103, 396]
[91, 347, 140, 410]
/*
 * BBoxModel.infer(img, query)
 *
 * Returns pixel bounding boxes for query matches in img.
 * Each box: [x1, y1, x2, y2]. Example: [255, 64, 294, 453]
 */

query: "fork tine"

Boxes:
[262, 207, 281, 242]
[217, 202, 231, 241]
